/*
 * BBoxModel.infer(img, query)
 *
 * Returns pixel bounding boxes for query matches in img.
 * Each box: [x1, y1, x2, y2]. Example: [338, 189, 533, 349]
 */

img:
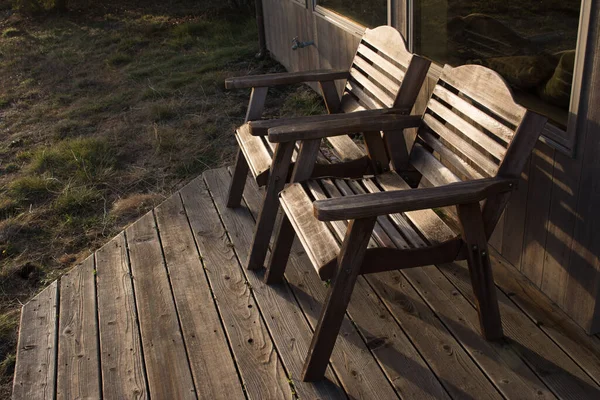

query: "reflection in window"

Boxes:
[317, 0, 387, 28]
[414, 1, 582, 128]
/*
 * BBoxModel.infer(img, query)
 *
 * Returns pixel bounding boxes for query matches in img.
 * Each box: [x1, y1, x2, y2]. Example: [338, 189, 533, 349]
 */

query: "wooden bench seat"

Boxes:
[235, 121, 364, 185]
[225, 26, 431, 271]
[280, 172, 458, 280]
[264, 64, 548, 382]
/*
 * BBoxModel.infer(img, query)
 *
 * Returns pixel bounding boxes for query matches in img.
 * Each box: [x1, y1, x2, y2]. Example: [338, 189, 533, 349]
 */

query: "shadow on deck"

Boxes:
[11, 167, 600, 399]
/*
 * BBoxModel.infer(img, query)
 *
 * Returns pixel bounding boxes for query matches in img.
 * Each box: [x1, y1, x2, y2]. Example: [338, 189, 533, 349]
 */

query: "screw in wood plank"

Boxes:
[472, 245, 478, 251]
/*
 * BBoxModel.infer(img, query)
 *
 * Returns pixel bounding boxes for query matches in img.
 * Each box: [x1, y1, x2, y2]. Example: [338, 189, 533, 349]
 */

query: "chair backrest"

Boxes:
[325, 26, 430, 170]
[408, 64, 547, 237]
[339, 26, 428, 113]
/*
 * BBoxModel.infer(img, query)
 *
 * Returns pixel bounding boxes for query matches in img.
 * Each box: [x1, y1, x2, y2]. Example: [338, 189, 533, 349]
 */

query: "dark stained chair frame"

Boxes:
[263, 64, 548, 381]
[224, 26, 431, 271]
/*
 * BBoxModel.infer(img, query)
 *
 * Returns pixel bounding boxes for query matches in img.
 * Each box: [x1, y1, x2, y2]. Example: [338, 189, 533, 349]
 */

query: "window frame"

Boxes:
[311, 0, 392, 35]
[404, 0, 593, 157]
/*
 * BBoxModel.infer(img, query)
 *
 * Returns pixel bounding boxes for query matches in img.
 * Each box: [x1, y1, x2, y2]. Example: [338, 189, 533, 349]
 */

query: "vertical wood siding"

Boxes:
[262, 0, 600, 333]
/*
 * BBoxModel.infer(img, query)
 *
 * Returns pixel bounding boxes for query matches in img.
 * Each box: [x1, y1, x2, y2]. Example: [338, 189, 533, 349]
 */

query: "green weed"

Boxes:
[8, 176, 58, 204]
[29, 137, 116, 183]
[54, 185, 103, 216]
[106, 52, 133, 67]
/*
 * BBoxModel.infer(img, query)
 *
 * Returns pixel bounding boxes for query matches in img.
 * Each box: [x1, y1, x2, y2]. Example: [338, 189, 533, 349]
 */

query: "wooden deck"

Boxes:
[11, 167, 600, 399]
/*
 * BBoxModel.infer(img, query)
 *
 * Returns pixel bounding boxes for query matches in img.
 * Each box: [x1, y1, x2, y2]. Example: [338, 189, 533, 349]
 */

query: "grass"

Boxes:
[0, 1, 326, 396]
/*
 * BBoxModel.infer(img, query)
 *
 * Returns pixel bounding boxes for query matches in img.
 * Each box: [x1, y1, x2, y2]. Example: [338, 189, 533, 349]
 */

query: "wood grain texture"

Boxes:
[225, 69, 349, 89]
[520, 142, 554, 286]
[56, 257, 100, 399]
[13, 281, 58, 400]
[154, 193, 245, 399]
[439, 260, 600, 399]
[199, 170, 345, 398]
[302, 217, 376, 381]
[239, 168, 404, 399]
[490, 248, 600, 387]
[125, 212, 196, 399]
[324, 178, 549, 400]
[95, 233, 147, 399]
[182, 173, 296, 399]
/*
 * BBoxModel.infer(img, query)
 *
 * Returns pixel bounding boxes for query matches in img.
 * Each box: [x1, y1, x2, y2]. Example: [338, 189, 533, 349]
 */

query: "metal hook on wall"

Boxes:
[292, 36, 315, 50]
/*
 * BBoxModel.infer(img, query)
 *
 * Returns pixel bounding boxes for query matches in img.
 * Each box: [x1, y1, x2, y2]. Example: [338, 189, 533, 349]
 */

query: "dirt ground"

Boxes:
[0, 0, 325, 395]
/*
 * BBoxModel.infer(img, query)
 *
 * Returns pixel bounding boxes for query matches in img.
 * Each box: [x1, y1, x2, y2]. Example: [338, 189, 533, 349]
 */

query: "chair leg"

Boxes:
[247, 142, 295, 270]
[227, 149, 249, 208]
[264, 214, 295, 284]
[302, 217, 376, 382]
[458, 203, 503, 341]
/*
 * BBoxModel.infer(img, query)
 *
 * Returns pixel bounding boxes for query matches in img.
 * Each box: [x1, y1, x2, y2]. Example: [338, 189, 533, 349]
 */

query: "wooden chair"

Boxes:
[263, 64, 548, 381]
[224, 26, 431, 270]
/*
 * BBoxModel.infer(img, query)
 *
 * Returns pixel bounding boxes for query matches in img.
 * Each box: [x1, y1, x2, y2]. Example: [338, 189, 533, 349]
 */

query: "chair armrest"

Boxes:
[313, 178, 517, 221]
[267, 114, 422, 143]
[225, 69, 349, 89]
[248, 107, 412, 136]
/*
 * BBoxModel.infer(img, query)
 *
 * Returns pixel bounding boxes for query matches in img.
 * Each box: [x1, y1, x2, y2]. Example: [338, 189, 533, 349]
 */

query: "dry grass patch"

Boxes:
[0, 1, 326, 395]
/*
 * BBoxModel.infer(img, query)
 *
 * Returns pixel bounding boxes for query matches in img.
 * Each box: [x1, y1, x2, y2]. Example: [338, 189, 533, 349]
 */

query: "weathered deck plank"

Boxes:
[198, 171, 345, 398]
[180, 175, 293, 400]
[237, 168, 451, 399]
[12, 281, 58, 400]
[125, 212, 196, 399]
[154, 193, 246, 399]
[490, 248, 600, 386]
[56, 256, 101, 399]
[13, 166, 600, 400]
[213, 167, 401, 399]
[95, 233, 147, 399]
[439, 261, 600, 399]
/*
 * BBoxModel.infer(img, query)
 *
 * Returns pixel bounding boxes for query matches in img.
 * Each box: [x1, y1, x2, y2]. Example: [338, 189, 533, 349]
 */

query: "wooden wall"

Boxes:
[262, 0, 600, 333]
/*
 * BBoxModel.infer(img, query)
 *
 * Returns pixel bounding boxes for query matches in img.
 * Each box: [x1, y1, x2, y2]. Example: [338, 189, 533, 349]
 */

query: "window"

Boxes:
[316, 0, 388, 28]
[412, 0, 583, 132]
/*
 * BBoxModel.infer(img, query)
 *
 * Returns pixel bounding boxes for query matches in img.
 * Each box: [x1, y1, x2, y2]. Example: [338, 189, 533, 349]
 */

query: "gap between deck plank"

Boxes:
[95, 233, 148, 399]
[12, 281, 59, 400]
[488, 248, 600, 386]
[125, 212, 196, 399]
[320, 178, 545, 399]
[210, 167, 401, 399]
[235, 168, 468, 399]
[153, 193, 246, 399]
[56, 256, 101, 399]
[438, 261, 600, 399]
[180, 176, 293, 400]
